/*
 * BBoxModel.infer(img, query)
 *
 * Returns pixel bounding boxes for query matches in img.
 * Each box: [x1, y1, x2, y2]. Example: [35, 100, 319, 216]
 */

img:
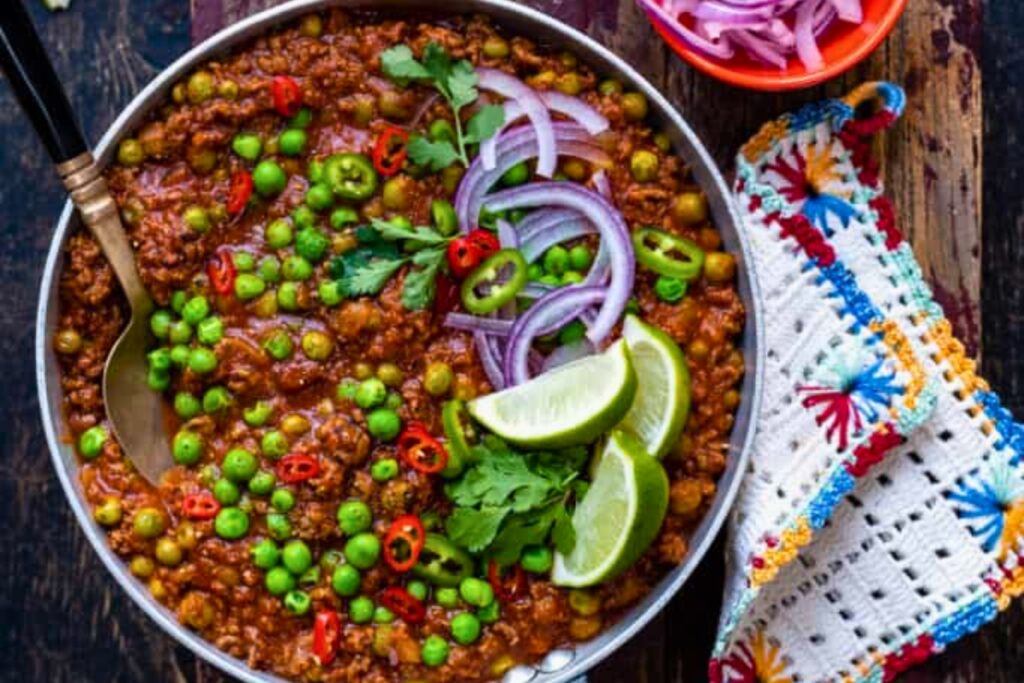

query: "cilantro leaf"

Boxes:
[422, 43, 454, 95]
[402, 253, 443, 311]
[551, 505, 576, 555]
[407, 136, 460, 172]
[464, 104, 506, 145]
[446, 507, 509, 553]
[380, 45, 430, 81]
[488, 502, 564, 565]
[342, 258, 406, 296]
[447, 59, 479, 109]
[370, 218, 448, 246]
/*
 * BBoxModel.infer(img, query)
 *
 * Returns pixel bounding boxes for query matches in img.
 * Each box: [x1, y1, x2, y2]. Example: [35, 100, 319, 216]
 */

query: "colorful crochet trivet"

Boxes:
[710, 82, 1024, 683]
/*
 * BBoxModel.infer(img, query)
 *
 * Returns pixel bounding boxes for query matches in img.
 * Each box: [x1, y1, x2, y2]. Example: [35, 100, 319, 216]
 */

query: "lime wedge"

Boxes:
[467, 339, 637, 449]
[617, 314, 691, 459]
[551, 430, 669, 587]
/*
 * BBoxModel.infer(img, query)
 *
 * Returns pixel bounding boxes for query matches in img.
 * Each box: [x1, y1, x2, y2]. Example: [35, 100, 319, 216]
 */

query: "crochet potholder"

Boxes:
[711, 83, 1024, 683]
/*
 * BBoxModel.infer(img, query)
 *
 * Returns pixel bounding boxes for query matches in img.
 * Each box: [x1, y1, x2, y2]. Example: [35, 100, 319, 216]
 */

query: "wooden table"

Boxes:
[2, 0, 1014, 680]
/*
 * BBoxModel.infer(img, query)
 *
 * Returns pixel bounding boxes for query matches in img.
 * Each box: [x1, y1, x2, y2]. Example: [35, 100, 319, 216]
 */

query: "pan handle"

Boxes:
[0, 0, 88, 164]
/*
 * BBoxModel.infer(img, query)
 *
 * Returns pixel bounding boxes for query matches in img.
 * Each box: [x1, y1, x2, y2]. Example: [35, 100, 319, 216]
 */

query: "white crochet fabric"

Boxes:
[711, 83, 1024, 683]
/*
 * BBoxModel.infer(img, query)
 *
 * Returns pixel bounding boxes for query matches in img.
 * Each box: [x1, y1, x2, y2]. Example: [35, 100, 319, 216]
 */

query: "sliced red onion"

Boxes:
[636, 0, 736, 61]
[542, 340, 597, 373]
[484, 182, 634, 345]
[520, 217, 595, 263]
[475, 331, 507, 390]
[477, 68, 557, 178]
[830, 0, 862, 22]
[539, 91, 610, 135]
[503, 286, 608, 385]
[496, 219, 519, 250]
[516, 208, 583, 243]
[592, 170, 612, 199]
[480, 101, 524, 171]
[444, 313, 514, 336]
[793, 0, 823, 71]
[519, 282, 555, 300]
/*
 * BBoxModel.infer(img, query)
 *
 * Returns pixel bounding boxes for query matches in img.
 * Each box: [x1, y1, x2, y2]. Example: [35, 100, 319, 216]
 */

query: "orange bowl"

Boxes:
[641, 0, 909, 91]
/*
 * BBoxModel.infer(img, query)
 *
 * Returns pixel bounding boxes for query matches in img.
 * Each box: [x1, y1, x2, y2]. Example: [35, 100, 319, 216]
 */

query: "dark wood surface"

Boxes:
[0, 0, 1014, 681]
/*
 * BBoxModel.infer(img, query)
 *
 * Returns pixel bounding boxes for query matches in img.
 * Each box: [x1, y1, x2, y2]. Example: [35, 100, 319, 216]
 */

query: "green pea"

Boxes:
[451, 612, 482, 645]
[423, 362, 454, 397]
[292, 205, 316, 229]
[654, 276, 687, 303]
[344, 533, 381, 569]
[599, 79, 623, 96]
[117, 138, 145, 166]
[271, 488, 296, 512]
[406, 580, 429, 602]
[290, 106, 314, 128]
[329, 207, 358, 230]
[367, 410, 401, 442]
[568, 244, 593, 272]
[183, 205, 211, 233]
[303, 183, 333, 213]
[626, 297, 641, 315]
[248, 470, 276, 496]
[622, 92, 649, 121]
[568, 589, 601, 615]
[214, 507, 249, 539]
[349, 596, 375, 624]
[262, 430, 289, 458]
[253, 160, 288, 197]
[222, 448, 258, 482]
[266, 512, 292, 541]
[421, 635, 450, 667]
[630, 150, 659, 183]
[301, 330, 334, 361]
[169, 345, 191, 367]
[231, 252, 255, 273]
[561, 270, 585, 284]
[149, 310, 173, 339]
[337, 500, 371, 535]
[251, 539, 280, 569]
[276, 282, 301, 311]
[282, 540, 313, 575]
[526, 263, 544, 281]
[320, 549, 345, 573]
[218, 79, 239, 100]
[172, 430, 203, 466]
[279, 129, 308, 157]
[94, 497, 123, 527]
[253, 257, 280, 286]
[370, 457, 399, 481]
[201, 387, 231, 415]
[265, 566, 295, 596]
[232, 273, 264, 301]
[148, 348, 171, 372]
[672, 191, 709, 226]
[168, 320, 193, 345]
[459, 577, 494, 608]
[501, 162, 529, 187]
[231, 133, 263, 161]
[355, 378, 387, 409]
[174, 392, 201, 419]
[185, 347, 215, 375]
[373, 606, 395, 623]
[147, 368, 170, 392]
[265, 219, 294, 248]
[154, 537, 183, 567]
[477, 600, 500, 624]
[436, 587, 460, 608]
[298, 565, 321, 587]
[318, 280, 343, 306]
[482, 35, 510, 59]
[477, 206, 506, 230]
[195, 317, 223, 347]
[381, 176, 412, 212]
[187, 70, 215, 104]
[424, 200, 458, 239]
[543, 245, 570, 276]
[129, 555, 156, 578]
[282, 255, 314, 281]
[429, 118, 456, 143]
[198, 464, 219, 488]
[558, 321, 587, 346]
[132, 507, 167, 539]
[354, 363, 374, 380]
[262, 329, 294, 361]
[520, 545, 554, 574]
[325, 564, 361, 597]
[242, 401, 272, 427]
[385, 393, 402, 410]
[213, 478, 241, 505]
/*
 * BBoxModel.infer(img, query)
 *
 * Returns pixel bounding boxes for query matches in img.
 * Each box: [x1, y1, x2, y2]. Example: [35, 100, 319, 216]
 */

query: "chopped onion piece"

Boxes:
[444, 314, 514, 336]
[475, 331, 507, 390]
[477, 68, 557, 177]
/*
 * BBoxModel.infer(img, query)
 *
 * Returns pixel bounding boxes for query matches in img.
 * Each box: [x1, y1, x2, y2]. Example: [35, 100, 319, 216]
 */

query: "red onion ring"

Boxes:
[477, 68, 557, 177]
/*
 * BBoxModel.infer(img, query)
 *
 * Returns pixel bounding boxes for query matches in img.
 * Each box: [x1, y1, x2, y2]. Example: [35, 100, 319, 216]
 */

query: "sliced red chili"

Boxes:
[206, 250, 237, 296]
[312, 610, 340, 666]
[383, 514, 426, 573]
[372, 125, 409, 177]
[271, 75, 302, 117]
[397, 423, 449, 475]
[277, 454, 320, 483]
[379, 586, 426, 624]
[488, 560, 527, 602]
[181, 492, 220, 520]
[447, 238, 483, 280]
[226, 170, 253, 215]
[467, 229, 501, 259]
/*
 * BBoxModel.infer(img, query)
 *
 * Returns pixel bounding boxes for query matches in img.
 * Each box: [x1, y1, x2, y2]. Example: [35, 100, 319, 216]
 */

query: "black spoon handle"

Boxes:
[0, 0, 88, 164]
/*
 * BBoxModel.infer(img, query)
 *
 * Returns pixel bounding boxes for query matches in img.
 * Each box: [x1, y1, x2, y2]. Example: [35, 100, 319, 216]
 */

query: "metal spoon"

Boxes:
[2, 1, 172, 483]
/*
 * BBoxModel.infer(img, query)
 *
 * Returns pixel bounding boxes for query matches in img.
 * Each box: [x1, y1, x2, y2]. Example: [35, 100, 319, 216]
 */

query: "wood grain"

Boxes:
[0, 0, 996, 682]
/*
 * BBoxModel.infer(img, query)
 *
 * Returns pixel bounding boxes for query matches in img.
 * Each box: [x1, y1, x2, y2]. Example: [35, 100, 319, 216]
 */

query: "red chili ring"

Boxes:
[397, 424, 448, 475]
[372, 125, 410, 177]
[206, 250, 237, 296]
[312, 610, 340, 666]
[271, 75, 302, 117]
[383, 514, 426, 573]
[379, 586, 426, 624]
[226, 170, 253, 215]
[181, 492, 220, 520]
[488, 560, 528, 602]
[276, 453, 320, 484]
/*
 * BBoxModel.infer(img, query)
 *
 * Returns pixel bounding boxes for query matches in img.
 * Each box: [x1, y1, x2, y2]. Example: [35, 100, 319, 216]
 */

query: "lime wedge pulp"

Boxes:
[467, 339, 638, 450]
[617, 314, 691, 459]
[551, 430, 669, 587]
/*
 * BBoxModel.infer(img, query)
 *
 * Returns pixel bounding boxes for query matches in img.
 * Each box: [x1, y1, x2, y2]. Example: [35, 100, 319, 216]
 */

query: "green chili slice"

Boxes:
[460, 249, 528, 316]
[442, 400, 478, 478]
[632, 227, 705, 282]
[411, 533, 475, 587]
[322, 153, 379, 201]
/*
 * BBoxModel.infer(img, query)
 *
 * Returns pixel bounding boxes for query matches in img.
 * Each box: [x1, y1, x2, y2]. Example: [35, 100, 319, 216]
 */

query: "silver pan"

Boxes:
[35, 1, 765, 681]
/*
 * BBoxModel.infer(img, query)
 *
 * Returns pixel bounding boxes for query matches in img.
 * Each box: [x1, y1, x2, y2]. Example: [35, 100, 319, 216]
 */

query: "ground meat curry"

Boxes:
[54, 10, 744, 682]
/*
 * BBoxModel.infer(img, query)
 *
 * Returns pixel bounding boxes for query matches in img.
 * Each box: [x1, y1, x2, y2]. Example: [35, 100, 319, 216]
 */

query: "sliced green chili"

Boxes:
[459, 249, 528, 315]
[632, 227, 705, 282]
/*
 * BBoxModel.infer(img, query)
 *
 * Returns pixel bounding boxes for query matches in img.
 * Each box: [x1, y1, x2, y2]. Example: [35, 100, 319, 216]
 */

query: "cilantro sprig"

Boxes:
[444, 436, 589, 565]
[329, 218, 453, 310]
[380, 43, 505, 170]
